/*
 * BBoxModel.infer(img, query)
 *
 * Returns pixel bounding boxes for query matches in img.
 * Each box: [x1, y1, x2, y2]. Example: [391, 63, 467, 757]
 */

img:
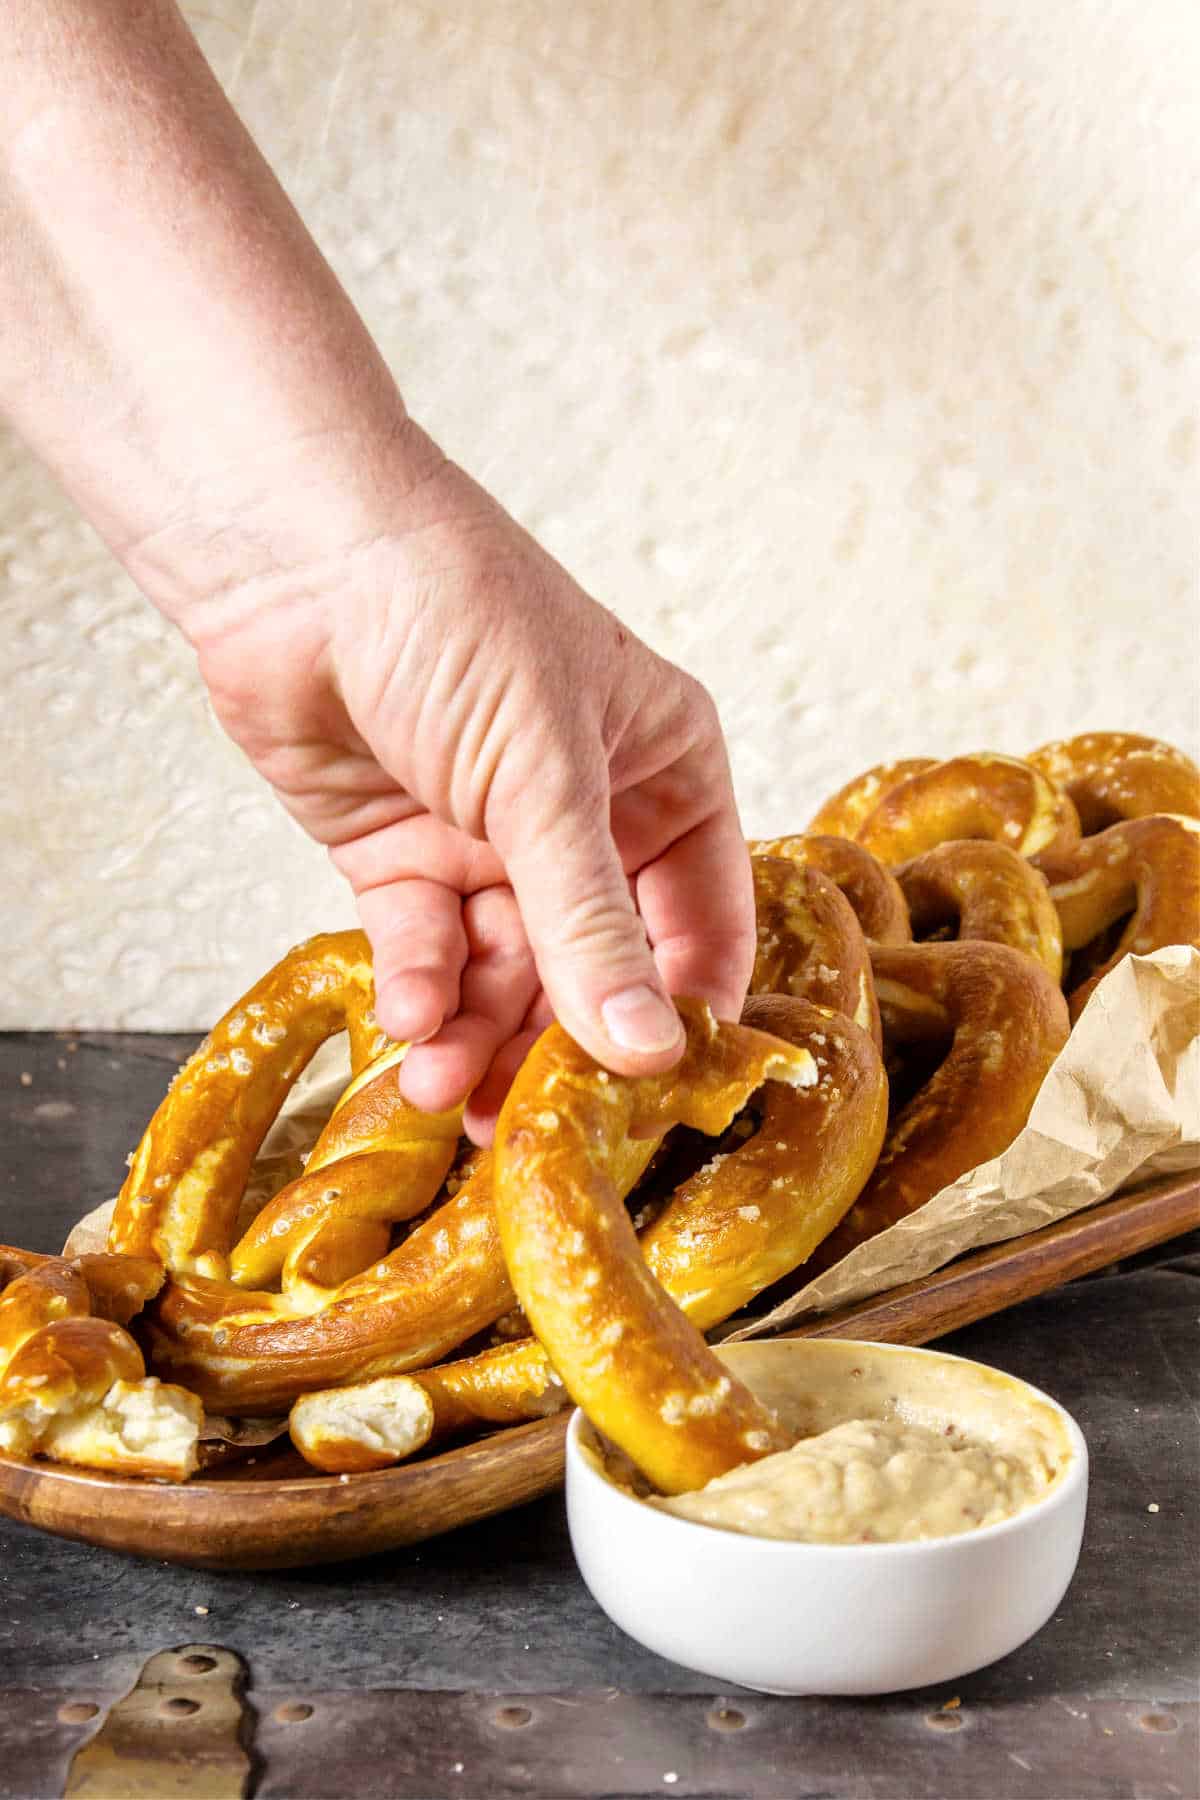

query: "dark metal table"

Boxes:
[2, 1032, 1196, 1799]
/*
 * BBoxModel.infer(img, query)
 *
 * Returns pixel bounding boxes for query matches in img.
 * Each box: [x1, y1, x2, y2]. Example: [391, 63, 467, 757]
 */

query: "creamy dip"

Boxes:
[592, 1339, 1072, 1546]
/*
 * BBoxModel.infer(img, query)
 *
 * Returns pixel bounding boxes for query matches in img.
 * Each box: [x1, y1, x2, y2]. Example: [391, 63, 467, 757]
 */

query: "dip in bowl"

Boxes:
[566, 1338, 1087, 1695]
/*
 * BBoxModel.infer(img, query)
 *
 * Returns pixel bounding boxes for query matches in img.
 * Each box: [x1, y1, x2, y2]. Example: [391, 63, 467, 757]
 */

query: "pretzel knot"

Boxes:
[820, 753, 1080, 867]
[1028, 733, 1200, 835]
[0, 1252, 201, 1479]
[1037, 815, 1200, 1021]
[809, 940, 1070, 1272]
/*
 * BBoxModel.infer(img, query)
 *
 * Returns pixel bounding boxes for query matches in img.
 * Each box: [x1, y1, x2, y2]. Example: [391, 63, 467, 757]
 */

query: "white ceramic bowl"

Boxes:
[566, 1338, 1088, 1695]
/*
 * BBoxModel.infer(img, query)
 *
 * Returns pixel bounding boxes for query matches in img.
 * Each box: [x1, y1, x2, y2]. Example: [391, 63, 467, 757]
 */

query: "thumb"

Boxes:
[493, 771, 685, 1074]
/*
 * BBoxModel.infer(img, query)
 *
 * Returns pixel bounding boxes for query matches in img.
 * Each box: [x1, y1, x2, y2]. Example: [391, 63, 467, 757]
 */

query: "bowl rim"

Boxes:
[566, 1336, 1089, 1557]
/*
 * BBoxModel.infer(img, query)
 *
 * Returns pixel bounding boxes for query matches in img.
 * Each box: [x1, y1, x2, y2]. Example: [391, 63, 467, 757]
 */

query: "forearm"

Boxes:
[0, 0, 430, 632]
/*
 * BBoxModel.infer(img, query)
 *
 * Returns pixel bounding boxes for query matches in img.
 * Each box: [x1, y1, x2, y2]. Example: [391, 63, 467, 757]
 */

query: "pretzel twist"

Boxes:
[896, 841, 1063, 982]
[809, 941, 1069, 1270]
[0, 1255, 201, 1478]
[1037, 815, 1200, 1020]
[806, 758, 936, 839]
[847, 753, 1080, 866]
[750, 856, 883, 1046]
[750, 834, 911, 946]
[1028, 733, 1200, 834]
[110, 932, 404, 1281]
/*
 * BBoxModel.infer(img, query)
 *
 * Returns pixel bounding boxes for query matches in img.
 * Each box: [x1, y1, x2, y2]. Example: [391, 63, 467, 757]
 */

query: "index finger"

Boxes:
[635, 802, 757, 1022]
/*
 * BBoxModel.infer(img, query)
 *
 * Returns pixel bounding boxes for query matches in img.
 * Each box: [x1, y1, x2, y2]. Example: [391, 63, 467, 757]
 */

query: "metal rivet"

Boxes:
[924, 1711, 965, 1732]
[178, 1654, 217, 1674]
[275, 1702, 314, 1724]
[707, 1706, 747, 1732]
[1138, 1712, 1178, 1733]
[160, 1697, 201, 1717]
[57, 1703, 99, 1725]
[492, 1704, 533, 1730]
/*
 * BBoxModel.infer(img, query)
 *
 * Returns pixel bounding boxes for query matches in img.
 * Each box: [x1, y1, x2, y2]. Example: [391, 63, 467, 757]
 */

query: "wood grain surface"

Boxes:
[0, 1169, 1195, 1571]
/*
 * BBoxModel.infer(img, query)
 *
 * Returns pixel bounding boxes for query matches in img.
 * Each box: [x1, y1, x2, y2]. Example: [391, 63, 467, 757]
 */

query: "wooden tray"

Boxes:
[1, 1171, 1196, 1570]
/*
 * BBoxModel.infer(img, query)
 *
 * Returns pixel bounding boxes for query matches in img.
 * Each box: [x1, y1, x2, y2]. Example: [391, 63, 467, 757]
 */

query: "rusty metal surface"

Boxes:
[62, 1645, 252, 1799]
[2, 1032, 1198, 1800]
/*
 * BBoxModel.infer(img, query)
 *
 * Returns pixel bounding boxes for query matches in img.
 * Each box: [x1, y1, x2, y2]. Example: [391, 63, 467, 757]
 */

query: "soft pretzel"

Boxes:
[750, 834, 911, 945]
[492, 999, 823, 1494]
[0, 1256, 201, 1478]
[386, 993, 888, 1467]
[0, 1245, 164, 1323]
[847, 753, 1080, 866]
[1036, 815, 1200, 1020]
[806, 758, 936, 839]
[750, 856, 883, 1046]
[289, 1376, 435, 1473]
[110, 931, 407, 1280]
[1028, 733, 1200, 834]
[895, 841, 1063, 982]
[808, 941, 1069, 1271]
[143, 1124, 662, 1414]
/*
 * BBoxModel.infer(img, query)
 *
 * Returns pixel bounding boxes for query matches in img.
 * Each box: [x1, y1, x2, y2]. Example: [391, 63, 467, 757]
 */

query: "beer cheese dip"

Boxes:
[591, 1340, 1073, 1546]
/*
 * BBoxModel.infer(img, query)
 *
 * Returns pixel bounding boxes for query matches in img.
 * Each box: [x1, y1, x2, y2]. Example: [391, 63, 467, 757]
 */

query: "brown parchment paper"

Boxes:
[64, 945, 1198, 1391]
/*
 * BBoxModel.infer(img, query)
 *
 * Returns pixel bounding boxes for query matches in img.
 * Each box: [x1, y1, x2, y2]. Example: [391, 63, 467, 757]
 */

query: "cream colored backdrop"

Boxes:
[3, 0, 1197, 1027]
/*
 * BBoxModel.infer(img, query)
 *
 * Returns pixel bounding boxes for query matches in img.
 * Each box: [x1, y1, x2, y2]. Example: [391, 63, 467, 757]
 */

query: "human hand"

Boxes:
[192, 423, 756, 1140]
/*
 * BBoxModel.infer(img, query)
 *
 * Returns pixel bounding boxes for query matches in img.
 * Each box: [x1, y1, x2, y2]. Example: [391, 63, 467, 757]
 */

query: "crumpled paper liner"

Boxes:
[63, 945, 1198, 1427]
[727, 943, 1200, 1338]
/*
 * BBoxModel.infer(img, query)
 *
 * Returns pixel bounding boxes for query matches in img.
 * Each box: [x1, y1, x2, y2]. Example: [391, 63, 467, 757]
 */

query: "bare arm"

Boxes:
[0, 0, 756, 1135]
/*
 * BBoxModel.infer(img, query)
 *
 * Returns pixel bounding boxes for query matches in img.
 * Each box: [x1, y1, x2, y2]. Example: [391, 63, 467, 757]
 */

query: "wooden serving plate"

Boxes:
[1, 1171, 1195, 1570]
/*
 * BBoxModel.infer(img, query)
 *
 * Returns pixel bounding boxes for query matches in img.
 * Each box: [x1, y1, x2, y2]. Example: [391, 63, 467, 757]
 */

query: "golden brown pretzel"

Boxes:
[1028, 733, 1200, 834]
[750, 834, 911, 946]
[143, 1124, 662, 1413]
[809, 941, 1069, 1271]
[394, 993, 888, 1464]
[850, 754, 1080, 866]
[806, 758, 936, 838]
[750, 856, 883, 1047]
[111, 931, 401, 1280]
[896, 841, 1063, 982]
[0, 1256, 201, 1477]
[1037, 815, 1200, 1020]
[493, 999, 822, 1494]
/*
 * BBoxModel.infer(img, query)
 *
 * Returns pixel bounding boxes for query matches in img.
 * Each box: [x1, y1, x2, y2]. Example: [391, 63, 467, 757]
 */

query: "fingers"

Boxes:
[397, 887, 540, 1113]
[636, 805, 757, 1023]
[492, 760, 686, 1075]
[355, 878, 468, 1044]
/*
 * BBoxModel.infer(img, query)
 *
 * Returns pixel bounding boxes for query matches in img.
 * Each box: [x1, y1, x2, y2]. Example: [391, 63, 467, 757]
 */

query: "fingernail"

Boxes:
[600, 985, 684, 1054]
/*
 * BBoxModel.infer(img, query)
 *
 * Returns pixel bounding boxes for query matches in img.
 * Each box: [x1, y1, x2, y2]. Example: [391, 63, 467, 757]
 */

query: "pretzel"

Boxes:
[364, 993, 888, 1468]
[750, 834, 911, 945]
[808, 941, 1070, 1271]
[492, 998, 834, 1494]
[896, 841, 1063, 982]
[846, 753, 1080, 866]
[0, 1255, 201, 1478]
[142, 1120, 663, 1414]
[1028, 733, 1200, 834]
[1036, 815, 1200, 1021]
[289, 1376, 435, 1473]
[110, 931, 411, 1281]
[806, 758, 936, 838]
[750, 856, 883, 1046]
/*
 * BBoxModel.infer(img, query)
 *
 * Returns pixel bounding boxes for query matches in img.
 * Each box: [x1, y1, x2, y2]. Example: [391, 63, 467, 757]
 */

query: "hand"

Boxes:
[192, 423, 756, 1139]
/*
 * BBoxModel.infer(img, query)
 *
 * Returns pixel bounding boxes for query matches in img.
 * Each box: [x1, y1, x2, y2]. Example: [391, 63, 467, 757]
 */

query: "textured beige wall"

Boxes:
[3, 0, 1197, 1027]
